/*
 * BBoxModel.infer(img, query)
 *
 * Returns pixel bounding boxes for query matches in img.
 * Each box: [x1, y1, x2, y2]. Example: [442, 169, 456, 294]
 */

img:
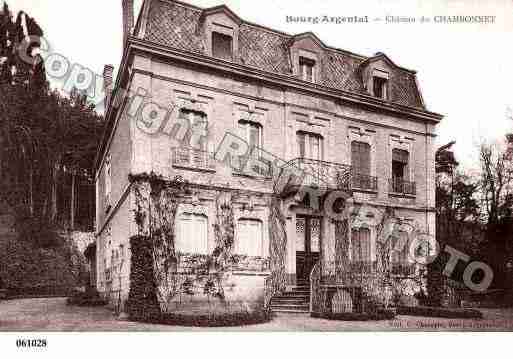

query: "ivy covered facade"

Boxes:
[94, 0, 442, 316]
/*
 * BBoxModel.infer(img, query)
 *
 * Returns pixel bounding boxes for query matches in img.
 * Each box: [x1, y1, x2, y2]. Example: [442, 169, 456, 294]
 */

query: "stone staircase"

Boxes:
[270, 280, 310, 314]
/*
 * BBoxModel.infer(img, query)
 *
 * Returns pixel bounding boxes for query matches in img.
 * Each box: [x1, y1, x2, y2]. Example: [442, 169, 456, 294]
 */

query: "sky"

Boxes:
[9, 0, 513, 171]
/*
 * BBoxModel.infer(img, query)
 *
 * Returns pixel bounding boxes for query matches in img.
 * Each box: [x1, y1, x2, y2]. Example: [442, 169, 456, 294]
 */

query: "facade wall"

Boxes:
[164, 188, 271, 310]
[122, 53, 436, 289]
[96, 103, 132, 231]
[129, 55, 436, 210]
[95, 3, 439, 308]
[96, 192, 134, 306]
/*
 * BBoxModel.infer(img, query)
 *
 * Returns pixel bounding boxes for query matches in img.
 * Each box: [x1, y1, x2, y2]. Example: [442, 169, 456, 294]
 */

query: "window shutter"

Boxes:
[249, 124, 260, 149]
[297, 132, 306, 158]
[177, 213, 208, 255]
[351, 142, 371, 175]
[236, 219, 263, 257]
[352, 228, 371, 262]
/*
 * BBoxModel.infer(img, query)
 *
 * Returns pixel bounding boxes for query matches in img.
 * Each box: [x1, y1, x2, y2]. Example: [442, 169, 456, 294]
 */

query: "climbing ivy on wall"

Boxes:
[210, 191, 235, 300]
[267, 196, 288, 296]
[323, 204, 428, 314]
[130, 173, 185, 312]
[128, 172, 241, 314]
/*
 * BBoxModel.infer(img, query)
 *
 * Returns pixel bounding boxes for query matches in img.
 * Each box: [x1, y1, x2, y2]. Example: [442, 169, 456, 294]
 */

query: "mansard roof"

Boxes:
[198, 4, 242, 25]
[139, 0, 425, 109]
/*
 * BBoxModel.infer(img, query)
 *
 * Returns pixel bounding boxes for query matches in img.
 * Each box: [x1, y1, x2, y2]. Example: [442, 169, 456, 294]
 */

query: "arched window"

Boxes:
[351, 227, 371, 262]
[176, 213, 208, 254]
[236, 218, 264, 257]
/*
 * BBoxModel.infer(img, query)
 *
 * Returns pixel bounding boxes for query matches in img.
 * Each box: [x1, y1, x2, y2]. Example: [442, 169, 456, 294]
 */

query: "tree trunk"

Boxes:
[70, 170, 75, 230]
[50, 157, 60, 223]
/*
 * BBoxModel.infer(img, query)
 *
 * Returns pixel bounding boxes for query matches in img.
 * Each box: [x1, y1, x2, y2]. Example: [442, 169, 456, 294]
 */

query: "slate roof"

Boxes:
[142, 0, 425, 109]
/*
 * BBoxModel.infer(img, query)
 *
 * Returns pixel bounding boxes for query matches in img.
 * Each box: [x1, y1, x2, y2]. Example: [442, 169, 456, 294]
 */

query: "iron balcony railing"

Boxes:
[391, 264, 416, 277]
[281, 158, 352, 191]
[351, 172, 378, 191]
[171, 147, 216, 170]
[389, 177, 416, 195]
[234, 153, 273, 177]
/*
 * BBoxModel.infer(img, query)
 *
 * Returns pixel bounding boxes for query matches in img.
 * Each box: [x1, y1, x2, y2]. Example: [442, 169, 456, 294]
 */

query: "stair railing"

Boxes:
[310, 261, 321, 313]
[263, 272, 277, 309]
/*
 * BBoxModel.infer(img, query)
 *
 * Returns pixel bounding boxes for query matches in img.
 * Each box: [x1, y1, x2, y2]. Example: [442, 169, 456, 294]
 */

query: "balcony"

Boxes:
[280, 158, 352, 195]
[391, 264, 416, 277]
[233, 154, 273, 178]
[389, 177, 416, 196]
[171, 147, 216, 171]
[352, 173, 378, 192]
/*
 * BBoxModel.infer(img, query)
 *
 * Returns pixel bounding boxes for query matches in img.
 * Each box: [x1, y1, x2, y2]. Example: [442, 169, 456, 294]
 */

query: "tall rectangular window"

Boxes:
[212, 32, 233, 61]
[176, 213, 208, 255]
[299, 57, 315, 82]
[297, 131, 323, 160]
[173, 109, 210, 169]
[373, 76, 388, 99]
[236, 219, 264, 257]
[351, 228, 371, 262]
[392, 149, 409, 180]
[238, 120, 262, 150]
[392, 231, 410, 265]
[351, 141, 371, 176]
[180, 109, 208, 151]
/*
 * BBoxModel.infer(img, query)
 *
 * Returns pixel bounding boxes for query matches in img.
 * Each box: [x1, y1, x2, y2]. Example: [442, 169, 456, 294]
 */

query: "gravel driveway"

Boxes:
[1, 298, 513, 331]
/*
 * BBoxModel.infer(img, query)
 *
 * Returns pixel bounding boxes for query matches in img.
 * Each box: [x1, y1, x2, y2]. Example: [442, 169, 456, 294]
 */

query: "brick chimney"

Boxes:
[103, 65, 114, 111]
[122, 0, 134, 44]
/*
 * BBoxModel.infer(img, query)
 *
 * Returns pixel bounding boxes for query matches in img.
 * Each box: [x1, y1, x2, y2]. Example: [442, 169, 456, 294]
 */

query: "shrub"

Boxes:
[131, 309, 273, 327]
[396, 305, 482, 319]
[125, 235, 162, 322]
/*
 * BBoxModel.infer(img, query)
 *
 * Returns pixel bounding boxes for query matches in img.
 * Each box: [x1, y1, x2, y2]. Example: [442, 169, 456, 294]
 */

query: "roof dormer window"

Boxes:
[373, 75, 388, 100]
[299, 56, 316, 82]
[212, 31, 233, 61]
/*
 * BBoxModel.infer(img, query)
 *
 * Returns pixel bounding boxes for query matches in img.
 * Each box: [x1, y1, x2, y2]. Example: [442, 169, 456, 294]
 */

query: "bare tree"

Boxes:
[479, 142, 513, 226]
[478, 141, 513, 288]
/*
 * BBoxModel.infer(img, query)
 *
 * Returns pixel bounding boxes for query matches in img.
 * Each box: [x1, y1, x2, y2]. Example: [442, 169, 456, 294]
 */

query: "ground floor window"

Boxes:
[176, 213, 208, 254]
[351, 227, 371, 262]
[392, 231, 410, 264]
[236, 218, 264, 257]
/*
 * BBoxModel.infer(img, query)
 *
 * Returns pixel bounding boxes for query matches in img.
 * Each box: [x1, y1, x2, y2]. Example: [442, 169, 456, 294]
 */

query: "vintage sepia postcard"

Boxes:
[0, 0, 512, 357]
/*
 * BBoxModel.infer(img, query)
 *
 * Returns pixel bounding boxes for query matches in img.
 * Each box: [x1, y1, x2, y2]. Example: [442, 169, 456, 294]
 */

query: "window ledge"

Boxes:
[388, 192, 416, 199]
[352, 187, 378, 195]
[172, 164, 216, 173]
[232, 171, 273, 181]
[231, 271, 271, 276]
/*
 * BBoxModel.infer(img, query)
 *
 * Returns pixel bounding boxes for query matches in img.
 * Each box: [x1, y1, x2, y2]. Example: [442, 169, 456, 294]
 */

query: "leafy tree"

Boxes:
[428, 142, 483, 305]
[0, 2, 104, 246]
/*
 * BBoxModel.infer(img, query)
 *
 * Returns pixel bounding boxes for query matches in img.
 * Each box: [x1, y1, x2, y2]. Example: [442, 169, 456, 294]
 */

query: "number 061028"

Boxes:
[16, 339, 47, 348]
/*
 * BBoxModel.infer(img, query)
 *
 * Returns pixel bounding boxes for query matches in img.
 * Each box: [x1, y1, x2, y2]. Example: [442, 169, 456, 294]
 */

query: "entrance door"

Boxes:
[296, 216, 321, 282]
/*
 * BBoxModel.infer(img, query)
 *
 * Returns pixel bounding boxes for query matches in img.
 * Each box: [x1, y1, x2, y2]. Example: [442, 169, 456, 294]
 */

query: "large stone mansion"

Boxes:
[94, 0, 442, 314]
